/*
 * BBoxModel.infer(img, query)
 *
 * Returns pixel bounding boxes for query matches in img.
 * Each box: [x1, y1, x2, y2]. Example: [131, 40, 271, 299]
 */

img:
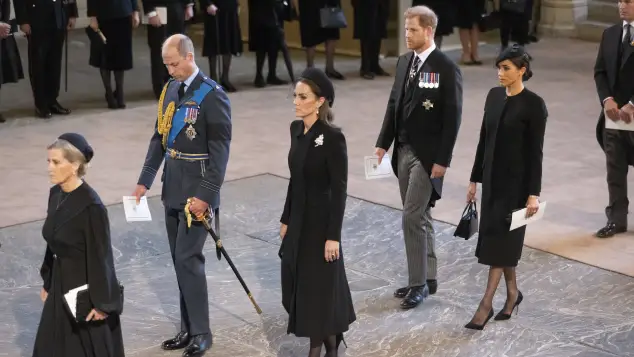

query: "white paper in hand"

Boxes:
[64, 284, 88, 319]
[122, 196, 152, 222]
[510, 201, 547, 231]
[605, 115, 634, 131]
[364, 154, 393, 180]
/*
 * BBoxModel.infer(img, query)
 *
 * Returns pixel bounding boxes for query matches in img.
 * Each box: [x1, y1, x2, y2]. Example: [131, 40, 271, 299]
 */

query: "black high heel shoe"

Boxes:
[464, 309, 494, 330]
[336, 333, 347, 348]
[494, 290, 523, 321]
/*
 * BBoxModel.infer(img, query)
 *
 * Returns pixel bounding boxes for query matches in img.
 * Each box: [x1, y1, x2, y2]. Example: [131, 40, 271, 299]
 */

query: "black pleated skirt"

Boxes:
[0, 35, 25, 87]
[88, 16, 133, 71]
[202, 1, 243, 56]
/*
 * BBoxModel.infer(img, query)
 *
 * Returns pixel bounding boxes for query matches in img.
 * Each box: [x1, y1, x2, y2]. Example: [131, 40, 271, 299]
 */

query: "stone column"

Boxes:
[538, 0, 588, 37]
[397, 0, 408, 56]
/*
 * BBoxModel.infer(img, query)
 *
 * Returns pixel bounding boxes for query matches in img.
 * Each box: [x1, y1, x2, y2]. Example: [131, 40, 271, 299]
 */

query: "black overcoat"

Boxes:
[351, 0, 389, 40]
[0, 0, 24, 86]
[469, 87, 547, 267]
[200, 0, 243, 56]
[280, 119, 356, 338]
[33, 182, 124, 357]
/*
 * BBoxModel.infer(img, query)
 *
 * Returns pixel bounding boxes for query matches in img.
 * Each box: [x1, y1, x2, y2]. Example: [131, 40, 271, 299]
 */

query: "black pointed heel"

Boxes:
[494, 290, 523, 321]
[464, 309, 494, 330]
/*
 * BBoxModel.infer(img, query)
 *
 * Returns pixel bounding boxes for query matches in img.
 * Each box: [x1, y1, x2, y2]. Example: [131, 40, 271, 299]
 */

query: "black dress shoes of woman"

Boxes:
[494, 290, 523, 321]
[464, 309, 494, 330]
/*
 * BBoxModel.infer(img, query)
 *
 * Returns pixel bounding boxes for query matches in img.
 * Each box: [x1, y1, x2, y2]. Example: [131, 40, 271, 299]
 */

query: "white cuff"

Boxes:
[147, 10, 158, 17]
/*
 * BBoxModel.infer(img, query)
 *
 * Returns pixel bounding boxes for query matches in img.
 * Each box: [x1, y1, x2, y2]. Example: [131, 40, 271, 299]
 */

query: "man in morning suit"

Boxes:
[13, 0, 76, 118]
[142, 0, 194, 99]
[593, 0, 634, 238]
[374, 5, 462, 310]
[133, 34, 231, 356]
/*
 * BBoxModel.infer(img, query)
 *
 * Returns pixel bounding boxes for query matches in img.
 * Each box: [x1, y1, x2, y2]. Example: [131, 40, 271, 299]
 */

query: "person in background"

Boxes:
[466, 45, 547, 330]
[280, 67, 356, 357]
[201, 0, 242, 92]
[412, 0, 454, 49]
[0, 0, 24, 123]
[141, 0, 193, 99]
[455, 0, 484, 64]
[248, 0, 290, 87]
[33, 133, 125, 357]
[87, 0, 140, 109]
[13, 0, 77, 118]
[499, 0, 533, 51]
[352, 0, 390, 79]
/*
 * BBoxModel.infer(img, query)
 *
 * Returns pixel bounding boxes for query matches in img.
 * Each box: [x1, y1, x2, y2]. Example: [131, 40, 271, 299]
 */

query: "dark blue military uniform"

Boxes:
[137, 70, 231, 340]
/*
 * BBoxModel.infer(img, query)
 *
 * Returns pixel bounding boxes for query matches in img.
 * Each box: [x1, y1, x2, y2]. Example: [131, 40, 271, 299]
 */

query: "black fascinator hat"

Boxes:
[58, 133, 94, 163]
[495, 44, 533, 81]
[297, 67, 335, 107]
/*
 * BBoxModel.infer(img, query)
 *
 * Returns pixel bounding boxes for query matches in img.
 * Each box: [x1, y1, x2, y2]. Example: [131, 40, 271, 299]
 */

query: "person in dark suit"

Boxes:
[248, 0, 292, 87]
[412, 0, 454, 49]
[466, 45, 547, 330]
[279, 67, 356, 357]
[201, 0, 242, 92]
[0, 0, 25, 123]
[35, 133, 124, 357]
[142, 0, 193, 99]
[352, 0, 389, 79]
[593, 0, 634, 238]
[87, 0, 140, 109]
[13, 0, 77, 118]
[374, 5, 463, 310]
[133, 34, 231, 357]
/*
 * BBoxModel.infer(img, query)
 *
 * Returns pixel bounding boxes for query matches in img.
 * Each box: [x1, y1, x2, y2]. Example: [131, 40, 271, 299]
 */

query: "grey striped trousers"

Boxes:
[397, 145, 437, 287]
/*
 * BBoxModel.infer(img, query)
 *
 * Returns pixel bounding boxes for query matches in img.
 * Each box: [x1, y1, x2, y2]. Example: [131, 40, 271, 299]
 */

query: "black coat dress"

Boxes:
[87, 0, 138, 71]
[297, 0, 340, 48]
[352, 0, 388, 40]
[32, 182, 124, 357]
[469, 87, 547, 267]
[0, 0, 24, 87]
[412, 0, 454, 36]
[247, 0, 280, 52]
[201, 0, 243, 56]
[280, 119, 356, 338]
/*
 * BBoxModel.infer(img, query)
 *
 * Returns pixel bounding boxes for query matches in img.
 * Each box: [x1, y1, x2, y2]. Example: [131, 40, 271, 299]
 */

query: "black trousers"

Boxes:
[603, 128, 634, 227]
[500, 10, 530, 47]
[27, 28, 65, 110]
[147, 2, 186, 98]
[359, 38, 382, 73]
[164, 208, 211, 336]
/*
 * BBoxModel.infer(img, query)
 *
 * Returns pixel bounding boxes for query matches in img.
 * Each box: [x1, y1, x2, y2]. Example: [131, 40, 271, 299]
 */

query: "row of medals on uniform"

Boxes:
[410, 65, 438, 111]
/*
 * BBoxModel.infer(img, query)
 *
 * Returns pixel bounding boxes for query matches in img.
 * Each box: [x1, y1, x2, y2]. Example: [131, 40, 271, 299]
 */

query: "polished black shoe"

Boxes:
[465, 309, 494, 330]
[49, 102, 71, 115]
[372, 67, 390, 76]
[595, 222, 627, 238]
[393, 286, 410, 298]
[220, 80, 237, 93]
[400, 285, 429, 309]
[35, 108, 52, 119]
[427, 279, 438, 295]
[494, 290, 523, 321]
[266, 75, 288, 85]
[325, 69, 345, 80]
[161, 331, 190, 350]
[182, 334, 212, 357]
[254, 75, 266, 88]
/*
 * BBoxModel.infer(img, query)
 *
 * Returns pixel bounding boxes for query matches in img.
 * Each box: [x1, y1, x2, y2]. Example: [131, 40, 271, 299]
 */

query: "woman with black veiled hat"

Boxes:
[279, 68, 356, 357]
[33, 133, 125, 357]
[464, 45, 547, 330]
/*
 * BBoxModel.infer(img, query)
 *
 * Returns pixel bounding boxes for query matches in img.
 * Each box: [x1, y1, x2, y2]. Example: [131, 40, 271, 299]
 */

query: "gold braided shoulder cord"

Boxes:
[156, 83, 176, 149]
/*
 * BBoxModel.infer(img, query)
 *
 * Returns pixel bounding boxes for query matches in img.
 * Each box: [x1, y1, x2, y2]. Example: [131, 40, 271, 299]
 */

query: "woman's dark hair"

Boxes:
[298, 78, 335, 125]
[495, 45, 533, 82]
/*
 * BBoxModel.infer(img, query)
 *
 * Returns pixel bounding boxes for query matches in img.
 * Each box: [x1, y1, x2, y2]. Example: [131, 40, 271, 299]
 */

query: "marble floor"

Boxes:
[1, 174, 633, 357]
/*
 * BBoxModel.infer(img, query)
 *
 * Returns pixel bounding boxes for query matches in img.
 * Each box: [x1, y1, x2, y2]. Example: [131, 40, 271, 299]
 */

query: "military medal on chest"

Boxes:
[419, 72, 440, 89]
[184, 107, 199, 140]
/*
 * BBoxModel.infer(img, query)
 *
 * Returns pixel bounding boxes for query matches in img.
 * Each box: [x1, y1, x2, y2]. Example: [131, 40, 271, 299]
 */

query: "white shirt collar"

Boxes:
[413, 42, 437, 66]
[183, 67, 199, 90]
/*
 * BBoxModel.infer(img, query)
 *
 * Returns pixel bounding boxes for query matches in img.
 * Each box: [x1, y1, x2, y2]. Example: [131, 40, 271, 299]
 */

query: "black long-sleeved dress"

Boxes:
[280, 119, 356, 338]
[32, 182, 124, 357]
[469, 87, 547, 267]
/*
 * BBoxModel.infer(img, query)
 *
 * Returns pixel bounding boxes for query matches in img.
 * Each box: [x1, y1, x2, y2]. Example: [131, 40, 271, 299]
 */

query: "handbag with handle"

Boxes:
[319, 7, 347, 29]
[453, 201, 479, 240]
[500, 0, 527, 14]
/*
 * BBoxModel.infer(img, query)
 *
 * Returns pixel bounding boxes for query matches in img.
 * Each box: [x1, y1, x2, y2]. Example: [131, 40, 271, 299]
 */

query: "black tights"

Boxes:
[308, 335, 337, 357]
[99, 69, 124, 97]
[255, 50, 278, 79]
[208, 55, 232, 83]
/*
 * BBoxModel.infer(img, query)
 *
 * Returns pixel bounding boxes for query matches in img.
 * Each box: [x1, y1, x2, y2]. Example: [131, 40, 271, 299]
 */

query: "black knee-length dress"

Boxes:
[297, 0, 341, 48]
[201, 0, 243, 56]
[469, 87, 548, 267]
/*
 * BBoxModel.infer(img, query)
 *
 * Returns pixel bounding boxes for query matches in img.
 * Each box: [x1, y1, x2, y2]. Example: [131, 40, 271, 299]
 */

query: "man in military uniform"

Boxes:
[13, 0, 76, 119]
[133, 34, 231, 357]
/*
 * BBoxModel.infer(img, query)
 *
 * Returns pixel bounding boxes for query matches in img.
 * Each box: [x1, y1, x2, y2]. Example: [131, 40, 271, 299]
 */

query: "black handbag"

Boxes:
[319, 7, 347, 29]
[277, 0, 298, 22]
[478, 10, 501, 32]
[453, 202, 479, 240]
[500, 0, 527, 14]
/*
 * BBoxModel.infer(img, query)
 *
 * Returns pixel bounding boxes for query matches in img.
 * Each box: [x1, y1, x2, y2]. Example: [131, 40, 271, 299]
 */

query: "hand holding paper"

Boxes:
[122, 196, 152, 222]
[510, 201, 547, 231]
[364, 154, 393, 180]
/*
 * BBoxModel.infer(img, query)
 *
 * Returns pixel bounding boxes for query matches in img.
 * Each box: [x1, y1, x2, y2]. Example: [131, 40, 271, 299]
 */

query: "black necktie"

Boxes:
[178, 82, 186, 100]
[623, 24, 631, 52]
[406, 56, 421, 90]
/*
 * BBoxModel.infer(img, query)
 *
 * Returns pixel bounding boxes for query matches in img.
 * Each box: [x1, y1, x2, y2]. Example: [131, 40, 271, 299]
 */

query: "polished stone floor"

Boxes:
[1, 174, 633, 357]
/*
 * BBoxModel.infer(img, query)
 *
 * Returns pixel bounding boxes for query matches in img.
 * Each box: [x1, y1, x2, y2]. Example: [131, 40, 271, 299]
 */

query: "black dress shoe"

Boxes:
[182, 334, 212, 357]
[325, 69, 345, 80]
[220, 80, 237, 93]
[0, 113, 5, 123]
[267, 75, 288, 85]
[427, 279, 438, 295]
[464, 309, 494, 330]
[400, 285, 429, 309]
[360, 70, 374, 80]
[114, 90, 126, 109]
[393, 286, 410, 298]
[595, 222, 627, 238]
[161, 331, 190, 350]
[35, 108, 52, 119]
[49, 102, 71, 115]
[254, 75, 266, 88]
[372, 67, 390, 76]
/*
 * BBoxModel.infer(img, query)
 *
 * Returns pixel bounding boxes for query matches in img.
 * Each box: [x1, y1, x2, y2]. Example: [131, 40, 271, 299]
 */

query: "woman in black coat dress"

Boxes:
[34, 133, 124, 357]
[280, 67, 356, 357]
[465, 45, 547, 330]
[0, 0, 25, 123]
[87, 0, 140, 109]
[352, 0, 390, 79]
